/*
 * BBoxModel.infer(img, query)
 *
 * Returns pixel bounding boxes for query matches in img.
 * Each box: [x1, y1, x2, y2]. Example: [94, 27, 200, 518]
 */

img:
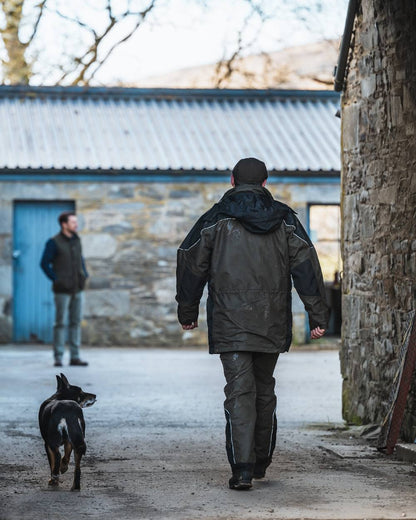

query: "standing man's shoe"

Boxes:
[54, 360, 63, 367]
[70, 358, 88, 366]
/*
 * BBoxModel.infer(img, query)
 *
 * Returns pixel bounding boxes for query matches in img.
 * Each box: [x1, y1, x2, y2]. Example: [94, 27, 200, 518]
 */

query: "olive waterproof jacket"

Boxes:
[176, 185, 330, 354]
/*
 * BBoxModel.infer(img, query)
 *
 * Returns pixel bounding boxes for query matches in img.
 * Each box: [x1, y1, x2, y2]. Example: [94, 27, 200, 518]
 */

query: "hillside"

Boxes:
[134, 39, 340, 90]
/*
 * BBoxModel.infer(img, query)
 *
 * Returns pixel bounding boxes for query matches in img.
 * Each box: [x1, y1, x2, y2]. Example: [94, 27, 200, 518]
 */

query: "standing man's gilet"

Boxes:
[52, 233, 86, 294]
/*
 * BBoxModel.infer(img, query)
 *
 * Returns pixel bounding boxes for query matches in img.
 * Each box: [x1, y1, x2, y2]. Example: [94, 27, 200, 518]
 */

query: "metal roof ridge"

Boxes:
[0, 85, 340, 101]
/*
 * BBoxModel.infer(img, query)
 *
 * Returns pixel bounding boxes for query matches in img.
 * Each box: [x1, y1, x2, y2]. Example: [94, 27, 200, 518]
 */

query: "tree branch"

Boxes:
[54, 0, 157, 85]
[27, 0, 47, 44]
[54, 8, 98, 38]
[84, 16, 144, 84]
[214, 2, 266, 88]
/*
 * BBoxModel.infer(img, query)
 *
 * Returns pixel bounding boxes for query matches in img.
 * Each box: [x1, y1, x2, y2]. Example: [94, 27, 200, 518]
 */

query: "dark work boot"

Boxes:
[253, 457, 271, 479]
[229, 463, 253, 490]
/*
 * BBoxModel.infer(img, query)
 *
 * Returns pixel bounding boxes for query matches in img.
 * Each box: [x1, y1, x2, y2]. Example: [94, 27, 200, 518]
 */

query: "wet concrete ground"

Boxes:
[0, 345, 416, 519]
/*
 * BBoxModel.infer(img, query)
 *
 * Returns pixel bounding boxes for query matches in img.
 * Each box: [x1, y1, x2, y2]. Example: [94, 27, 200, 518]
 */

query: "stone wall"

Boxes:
[0, 179, 339, 348]
[340, 1, 416, 439]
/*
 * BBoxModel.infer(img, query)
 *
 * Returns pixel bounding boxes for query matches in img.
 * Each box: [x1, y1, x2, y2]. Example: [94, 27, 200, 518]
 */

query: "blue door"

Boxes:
[13, 201, 75, 343]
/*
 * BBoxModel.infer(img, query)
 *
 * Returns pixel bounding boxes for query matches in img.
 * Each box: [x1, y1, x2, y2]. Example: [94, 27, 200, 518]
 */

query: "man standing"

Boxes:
[40, 211, 89, 367]
[176, 158, 329, 490]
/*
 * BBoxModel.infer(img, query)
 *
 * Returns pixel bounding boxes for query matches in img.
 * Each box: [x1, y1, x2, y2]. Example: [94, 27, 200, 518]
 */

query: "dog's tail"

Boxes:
[57, 416, 86, 454]
[53, 401, 86, 454]
[64, 417, 86, 454]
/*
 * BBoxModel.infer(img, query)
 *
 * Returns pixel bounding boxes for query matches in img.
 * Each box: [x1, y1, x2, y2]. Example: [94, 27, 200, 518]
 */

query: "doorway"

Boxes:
[13, 200, 75, 342]
[308, 204, 342, 336]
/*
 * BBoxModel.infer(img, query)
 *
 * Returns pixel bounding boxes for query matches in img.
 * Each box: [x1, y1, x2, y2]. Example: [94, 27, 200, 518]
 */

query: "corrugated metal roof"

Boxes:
[0, 87, 340, 173]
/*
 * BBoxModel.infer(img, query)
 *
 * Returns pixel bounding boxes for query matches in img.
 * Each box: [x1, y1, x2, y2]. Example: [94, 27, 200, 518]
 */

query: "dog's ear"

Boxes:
[56, 375, 63, 391]
[60, 373, 70, 388]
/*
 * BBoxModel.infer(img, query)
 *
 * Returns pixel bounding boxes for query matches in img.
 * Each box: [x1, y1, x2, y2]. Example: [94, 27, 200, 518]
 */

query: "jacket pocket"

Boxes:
[53, 276, 73, 292]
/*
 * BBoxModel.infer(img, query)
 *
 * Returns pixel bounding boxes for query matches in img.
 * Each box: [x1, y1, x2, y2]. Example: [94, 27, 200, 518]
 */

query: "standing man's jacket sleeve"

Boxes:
[284, 212, 330, 330]
[176, 219, 213, 325]
[81, 256, 89, 278]
[40, 238, 57, 281]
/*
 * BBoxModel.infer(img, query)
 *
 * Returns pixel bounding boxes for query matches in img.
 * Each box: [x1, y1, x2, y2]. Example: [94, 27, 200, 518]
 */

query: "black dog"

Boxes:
[38, 373, 96, 490]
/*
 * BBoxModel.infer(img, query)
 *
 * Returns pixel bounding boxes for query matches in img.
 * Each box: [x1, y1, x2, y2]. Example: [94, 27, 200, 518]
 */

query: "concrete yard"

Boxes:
[0, 345, 415, 519]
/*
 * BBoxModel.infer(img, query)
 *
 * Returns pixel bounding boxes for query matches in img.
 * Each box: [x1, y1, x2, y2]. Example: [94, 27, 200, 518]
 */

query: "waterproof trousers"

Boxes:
[220, 351, 279, 473]
[53, 292, 84, 362]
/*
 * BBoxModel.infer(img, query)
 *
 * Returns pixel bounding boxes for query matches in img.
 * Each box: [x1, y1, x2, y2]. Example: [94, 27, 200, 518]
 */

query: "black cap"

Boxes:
[232, 157, 268, 185]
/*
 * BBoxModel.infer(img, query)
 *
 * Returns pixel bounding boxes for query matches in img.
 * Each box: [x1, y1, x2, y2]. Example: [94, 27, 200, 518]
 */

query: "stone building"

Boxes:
[339, 2, 416, 439]
[0, 86, 341, 348]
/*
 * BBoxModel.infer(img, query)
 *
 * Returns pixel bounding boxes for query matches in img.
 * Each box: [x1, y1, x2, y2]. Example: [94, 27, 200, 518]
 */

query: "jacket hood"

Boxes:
[216, 185, 291, 234]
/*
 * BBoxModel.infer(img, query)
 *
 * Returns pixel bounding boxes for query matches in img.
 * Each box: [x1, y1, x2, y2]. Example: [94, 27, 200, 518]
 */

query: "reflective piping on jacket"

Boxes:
[283, 219, 311, 247]
[178, 218, 236, 252]
[225, 408, 236, 464]
[268, 408, 277, 457]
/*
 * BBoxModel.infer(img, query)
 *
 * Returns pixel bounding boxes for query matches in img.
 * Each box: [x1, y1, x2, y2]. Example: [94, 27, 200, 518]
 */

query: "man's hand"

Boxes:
[310, 326, 325, 340]
[182, 321, 198, 330]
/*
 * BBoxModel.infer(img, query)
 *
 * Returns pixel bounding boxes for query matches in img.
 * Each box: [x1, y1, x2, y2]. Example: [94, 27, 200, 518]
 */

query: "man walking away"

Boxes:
[176, 157, 329, 490]
[40, 211, 89, 367]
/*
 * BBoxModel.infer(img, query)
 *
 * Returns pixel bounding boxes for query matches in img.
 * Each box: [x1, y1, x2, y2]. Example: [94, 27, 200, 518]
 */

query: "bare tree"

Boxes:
[0, 0, 45, 84]
[0, 0, 158, 85]
[213, 0, 347, 89]
[54, 0, 157, 85]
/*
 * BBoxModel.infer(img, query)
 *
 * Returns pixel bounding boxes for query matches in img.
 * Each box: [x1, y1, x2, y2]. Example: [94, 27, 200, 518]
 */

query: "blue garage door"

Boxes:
[13, 201, 75, 343]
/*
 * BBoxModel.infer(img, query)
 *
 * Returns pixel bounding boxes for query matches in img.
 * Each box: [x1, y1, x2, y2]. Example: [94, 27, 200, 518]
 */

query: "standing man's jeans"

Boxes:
[53, 292, 84, 362]
[220, 351, 279, 475]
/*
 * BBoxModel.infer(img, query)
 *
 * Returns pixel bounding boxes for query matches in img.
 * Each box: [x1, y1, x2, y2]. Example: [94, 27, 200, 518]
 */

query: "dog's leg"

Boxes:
[60, 441, 72, 474]
[47, 446, 61, 487]
[70, 447, 83, 491]
[44, 443, 52, 468]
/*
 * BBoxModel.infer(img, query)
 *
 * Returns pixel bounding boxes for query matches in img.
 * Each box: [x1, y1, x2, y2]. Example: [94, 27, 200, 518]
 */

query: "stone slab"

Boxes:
[84, 289, 130, 317]
[396, 443, 416, 463]
[82, 234, 117, 259]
